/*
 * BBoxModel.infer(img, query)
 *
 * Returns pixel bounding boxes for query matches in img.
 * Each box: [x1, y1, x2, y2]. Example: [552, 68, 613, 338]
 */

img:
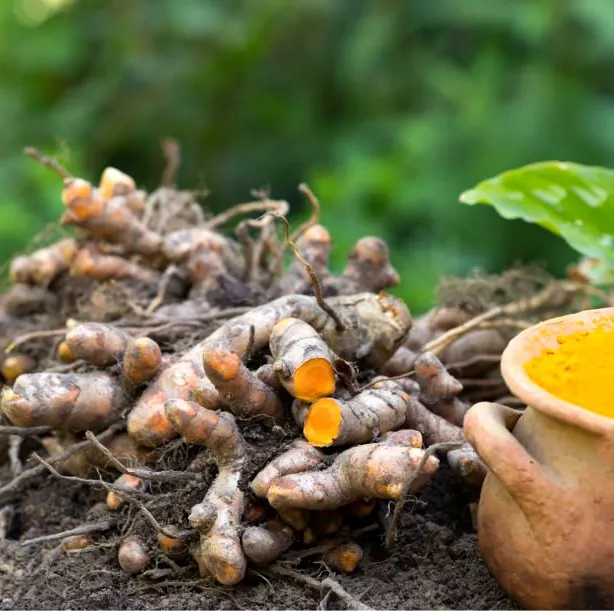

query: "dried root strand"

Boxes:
[122, 337, 162, 385]
[241, 519, 294, 566]
[165, 399, 246, 585]
[65, 323, 132, 367]
[325, 541, 364, 573]
[303, 379, 410, 447]
[61, 178, 162, 256]
[202, 339, 285, 422]
[268, 438, 439, 511]
[270, 317, 336, 402]
[1, 372, 121, 431]
[118, 536, 150, 574]
[340, 237, 400, 294]
[10, 239, 77, 286]
[251, 439, 325, 498]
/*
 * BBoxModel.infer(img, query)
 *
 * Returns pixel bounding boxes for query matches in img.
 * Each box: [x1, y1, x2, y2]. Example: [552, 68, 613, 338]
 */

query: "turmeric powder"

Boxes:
[524, 318, 614, 417]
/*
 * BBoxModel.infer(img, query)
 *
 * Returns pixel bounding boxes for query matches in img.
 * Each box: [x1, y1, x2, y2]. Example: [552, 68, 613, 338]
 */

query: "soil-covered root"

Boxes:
[241, 519, 294, 566]
[1, 372, 122, 431]
[251, 439, 325, 498]
[267, 437, 439, 511]
[165, 398, 247, 585]
[118, 536, 150, 574]
[202, 339, 285, 422]
[269, 317, 336, 402]
[128, 292, 411, 447]
[10, 238, 78, 286]
[64, 322, 132, 367]
[303, 379, 412, 447]
[122, 337, 163, 385]
[324, 541, 364, 573]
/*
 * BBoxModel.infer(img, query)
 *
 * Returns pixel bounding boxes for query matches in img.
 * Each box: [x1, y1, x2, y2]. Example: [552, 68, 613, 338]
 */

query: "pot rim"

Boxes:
[501, 306, 614, 436]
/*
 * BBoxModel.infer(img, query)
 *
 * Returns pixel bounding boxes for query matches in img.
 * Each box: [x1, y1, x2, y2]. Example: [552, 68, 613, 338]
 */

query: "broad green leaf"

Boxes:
[460, 161, 614, 269]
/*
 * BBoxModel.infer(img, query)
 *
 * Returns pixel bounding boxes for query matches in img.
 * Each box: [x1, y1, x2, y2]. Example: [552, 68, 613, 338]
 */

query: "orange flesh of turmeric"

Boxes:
[524, 318, 614, 418]
[293, 358, 335, 402]
[303, 397, 341, 446]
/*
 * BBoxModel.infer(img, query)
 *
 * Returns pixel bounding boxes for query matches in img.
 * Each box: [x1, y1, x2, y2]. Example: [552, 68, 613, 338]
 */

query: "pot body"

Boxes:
[465, 307, 614, 610]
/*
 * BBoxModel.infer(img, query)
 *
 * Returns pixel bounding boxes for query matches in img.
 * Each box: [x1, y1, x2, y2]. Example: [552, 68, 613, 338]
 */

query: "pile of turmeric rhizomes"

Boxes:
[0, 150, 596, 597]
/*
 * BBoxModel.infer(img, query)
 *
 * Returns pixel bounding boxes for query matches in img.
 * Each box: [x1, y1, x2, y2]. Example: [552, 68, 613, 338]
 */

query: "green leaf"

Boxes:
[460, 161, 614, 268]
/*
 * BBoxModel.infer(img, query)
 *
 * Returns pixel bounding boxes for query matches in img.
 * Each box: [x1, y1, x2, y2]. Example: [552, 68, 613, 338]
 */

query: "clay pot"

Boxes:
[464, 307, 614, 610]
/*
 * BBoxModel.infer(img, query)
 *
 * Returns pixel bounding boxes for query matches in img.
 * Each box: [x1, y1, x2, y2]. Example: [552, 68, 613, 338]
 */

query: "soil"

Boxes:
[0, 461, 517, 610]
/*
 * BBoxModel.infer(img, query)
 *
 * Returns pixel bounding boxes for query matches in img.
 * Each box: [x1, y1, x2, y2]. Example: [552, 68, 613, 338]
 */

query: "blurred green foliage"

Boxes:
[2, 0, 613, 312]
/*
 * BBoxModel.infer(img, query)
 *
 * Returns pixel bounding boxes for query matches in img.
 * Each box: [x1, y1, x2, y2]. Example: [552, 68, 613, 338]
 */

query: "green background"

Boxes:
[2, 0, 611, 313]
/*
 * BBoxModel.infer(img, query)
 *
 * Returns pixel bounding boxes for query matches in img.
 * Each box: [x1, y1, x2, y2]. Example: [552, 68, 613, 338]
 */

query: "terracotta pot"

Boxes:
[464, 307, 614, 610]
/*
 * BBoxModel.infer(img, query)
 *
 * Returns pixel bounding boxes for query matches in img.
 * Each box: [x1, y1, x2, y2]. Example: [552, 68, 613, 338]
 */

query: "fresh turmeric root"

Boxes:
[128, 292, 411, 447]
[165, 399, 247, 585]
[250, 439, 325, 498]
[70, 243, 159, 283]
[303, 379, 411, 447]
[1, 354, 36, 385]
[10, 238, 78, 287]
[61, 178, 162, 256]
[106, 474, 148, 510]
[241, 519, 294, 566]
[269, 317, 336, 402]
[202, 339, 285, 422]
[118, 537, 150, 574]
[267, 437, 439, 511]
[123, 337, 162, 385]
[65, 323, 132, 367]
[340, 237, 400, 294]
[1, 372, 121, 431]
[324, 541, 364, 573]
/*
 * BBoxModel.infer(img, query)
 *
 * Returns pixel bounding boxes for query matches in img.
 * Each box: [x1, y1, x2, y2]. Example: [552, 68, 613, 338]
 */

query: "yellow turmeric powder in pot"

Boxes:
[524, 317, 614, 418]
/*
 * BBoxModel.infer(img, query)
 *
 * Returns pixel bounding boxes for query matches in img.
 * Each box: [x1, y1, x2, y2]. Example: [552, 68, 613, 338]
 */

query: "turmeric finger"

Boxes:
[70, 243, 158, 283]
[123, 337, 162, 385]
[2, 372, 121, 431]
[276, 507, 311, 531]
[203, 339, 285, 422]
[270, 318, 336, 402]
[404, 393, 465, 446]
[279, 224, 332, 294]
[158, 525, 188, 560]
[268, 441, 439, 511]
[106, 474, 147, 511]
[324, 541, 364, 573]
[56, 341, 76, 363]
[251, 439, 325, 498]
[310, 509, 344, 537]
[189, 377, 222, 410]
[98, 167, 135, 199]
[118, 537, 150, 574]
[304, 380, 410, 447]
[340, 237, 400, 294]
[255, 363, 285, 391]
[413, 351, 463, 405]
[429, 397, 471, 427]
[128, 292, 410, 447]
[61, 534, 93, 552]
[65, 323, 132, 367]
[165, 399, 246, 585]
[61, 178, 162, 256]
[10, 239, 77, 287]
[1, 354, 36, 385]
[447, 443, 487, 487]
[379, 428, 423, 448]
[241, 520, 294, 566]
